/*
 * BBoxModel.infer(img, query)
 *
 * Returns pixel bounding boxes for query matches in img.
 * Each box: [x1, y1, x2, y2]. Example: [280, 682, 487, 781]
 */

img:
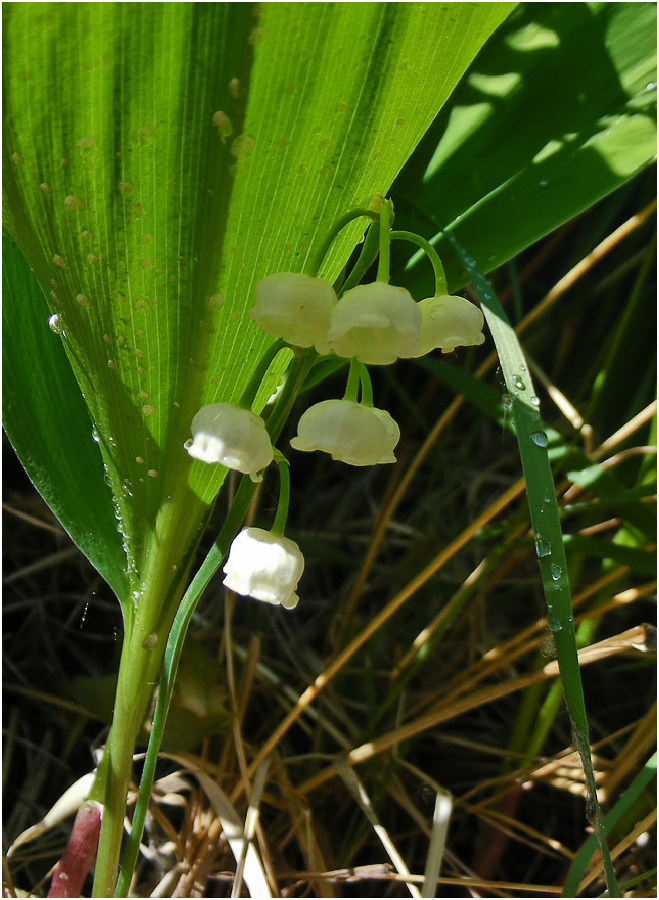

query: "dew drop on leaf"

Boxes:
[48, 314, 63, 334]
[511, 374, 525, 390]
[534, 534, 551, 558]
[530, 430, 548, 448]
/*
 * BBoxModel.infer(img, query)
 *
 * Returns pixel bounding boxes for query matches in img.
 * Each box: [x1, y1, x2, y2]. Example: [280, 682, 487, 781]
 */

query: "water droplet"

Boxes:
[147, 468, 158, 478]
[53, 254, 68, 268]
[64, 195, 85, 212]
[550, 563, 562, 582]
[184, 438, 193, 451]
[142, 632, 158, 649]
[534, 534, 551, 558]
[547, 608, 562, 632]
[48, 314, 63, 334]
[92, 428, 100, 443]
[539, 179, 548, 187]
[142, 404, 154, 416]
[107, 359, 116, 369]
[511, 374, 525, 390]
[136, 456, 145, 464]
[646, 81, 657, 91]
[530, 430, 548, 448]
[502, 393, 513, 411]
[229, 77, 240, 99]
[543, 494, 551, 504]
[530, 395, 540, 408]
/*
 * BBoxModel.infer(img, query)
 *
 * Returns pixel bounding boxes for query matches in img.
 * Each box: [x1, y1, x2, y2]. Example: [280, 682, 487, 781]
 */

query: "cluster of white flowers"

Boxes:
[250, 272, 484, 364]
[183, 252, 486, 611]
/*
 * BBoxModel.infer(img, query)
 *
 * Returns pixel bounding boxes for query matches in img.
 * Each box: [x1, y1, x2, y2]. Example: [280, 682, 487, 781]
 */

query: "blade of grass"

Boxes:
[562, 753, 656, 898]
[444, 228, 620, 898]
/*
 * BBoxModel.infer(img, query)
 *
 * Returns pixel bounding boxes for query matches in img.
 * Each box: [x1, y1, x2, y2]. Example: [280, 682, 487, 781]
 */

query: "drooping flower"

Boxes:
[291, 399, 400, 465]
[222, 527, 304, 609]
[326, 282, 422, 365]
[250, 272, 337, 354]
[184, 403, 273, 482]
[410, 294, 485, 356]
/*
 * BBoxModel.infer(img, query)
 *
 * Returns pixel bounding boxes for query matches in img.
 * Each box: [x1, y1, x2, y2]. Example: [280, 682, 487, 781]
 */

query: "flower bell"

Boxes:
[250, 272, 337, 354]
[291, 399, 399, 465]
[326, 282, 422, 365]
[222, 526, 304, 609]
[184, 403, 273, 482]
[411, 294, 485, 356]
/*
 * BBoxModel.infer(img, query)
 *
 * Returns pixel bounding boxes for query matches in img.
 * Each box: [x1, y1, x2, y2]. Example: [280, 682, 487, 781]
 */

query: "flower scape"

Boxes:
[184, 203, 485, 609]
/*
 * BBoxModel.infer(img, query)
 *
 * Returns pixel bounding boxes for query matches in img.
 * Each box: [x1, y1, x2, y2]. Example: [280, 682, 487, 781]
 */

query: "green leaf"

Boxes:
[562, 753, 657, 898]
[3, 2, 514, 619]
[448, 230, 621, 897]
[395, 1, 657, 290]
[2, 231, 128, 601]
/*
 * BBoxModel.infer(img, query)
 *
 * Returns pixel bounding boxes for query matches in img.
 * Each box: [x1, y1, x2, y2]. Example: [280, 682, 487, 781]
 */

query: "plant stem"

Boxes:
[239, 339, 285, 409]
[390, 229, 448, 295]
[304, 208, 378, 277]
[91, 615, 172, 897]
[343, 359, 361, 402]
[114, 351, 314, 896]
[271, 459, 291, 536]
[376, 201, 392, 282]
[358, 362, 373, 407]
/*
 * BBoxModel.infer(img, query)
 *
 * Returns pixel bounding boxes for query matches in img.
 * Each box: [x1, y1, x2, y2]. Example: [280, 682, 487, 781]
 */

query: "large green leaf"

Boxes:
[2, 232, 128, 600]
[394, 1, 657, 291]
[3, 3, 514, 615]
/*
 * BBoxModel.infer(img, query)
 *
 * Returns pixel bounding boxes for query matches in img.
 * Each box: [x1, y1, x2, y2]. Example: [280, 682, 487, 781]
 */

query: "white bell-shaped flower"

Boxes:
[411, 294, 485, 356]
[223, 527, 304, 609]
[326, 282, 422, 365]
[184, 403, 273, 482]
[250, 272, 337, 354]
[291, 399, 399, 465]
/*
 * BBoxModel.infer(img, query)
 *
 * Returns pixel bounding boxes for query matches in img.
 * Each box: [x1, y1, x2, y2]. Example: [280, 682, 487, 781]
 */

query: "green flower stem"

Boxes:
[358, 362, 373, 407]
[115, 350, 314, 897]
[239, 339, 286, 409]
[304, 207, 378, 277]
[271, 459, 291, 536]
[335, 219, 381, 298]
[390, 229, 448, 296]
[91, 584, 183, 897]
[376, 200, 392, 282]
[343, 358, 361, 402]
